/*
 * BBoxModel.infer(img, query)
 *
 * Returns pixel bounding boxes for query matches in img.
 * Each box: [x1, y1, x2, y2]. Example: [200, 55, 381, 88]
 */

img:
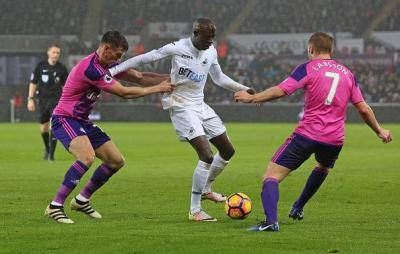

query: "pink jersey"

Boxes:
[278, 59, 364, 145]
[53, 52, 118, 120]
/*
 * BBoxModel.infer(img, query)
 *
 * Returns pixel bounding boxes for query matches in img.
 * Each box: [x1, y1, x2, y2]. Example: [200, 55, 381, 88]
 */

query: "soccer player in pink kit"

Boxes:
[235, 32, 392, 232]
[44, 31, 174, 224]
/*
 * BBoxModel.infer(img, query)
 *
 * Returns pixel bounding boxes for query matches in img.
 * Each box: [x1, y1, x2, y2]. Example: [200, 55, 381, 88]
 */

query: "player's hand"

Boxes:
[234, 90, 253, 103]
[27, 99, 35, 111]
[157, 78, 175, 93]
[377, 129, 392, 143]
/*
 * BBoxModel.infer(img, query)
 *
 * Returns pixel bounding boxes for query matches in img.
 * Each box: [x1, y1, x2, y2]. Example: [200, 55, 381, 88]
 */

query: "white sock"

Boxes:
[203, 153, 229, 194]
[76, 193, 89, 202]
[190, 160, 211, 213]
[50, 201, 62, 206]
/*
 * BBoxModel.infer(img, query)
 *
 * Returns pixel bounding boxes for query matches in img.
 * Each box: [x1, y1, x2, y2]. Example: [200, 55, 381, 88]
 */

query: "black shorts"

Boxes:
[38, 100, 58, 124]
[271, 133, 343, 170]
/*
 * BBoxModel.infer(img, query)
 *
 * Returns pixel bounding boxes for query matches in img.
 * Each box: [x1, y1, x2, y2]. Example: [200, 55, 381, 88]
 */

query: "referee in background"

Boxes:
[27, 43, 68, 161]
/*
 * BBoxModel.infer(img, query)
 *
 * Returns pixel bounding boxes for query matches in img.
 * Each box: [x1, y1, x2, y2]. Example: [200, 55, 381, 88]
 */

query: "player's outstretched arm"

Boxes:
[354, 101, 392, 143]
[116, 69, 169, 87]
[234, 86, 286, 104]
[106, 79, 175, 99]
[109, 42, 177, 77]
[27, 82, 37, 111]
[139, 72, 170, 86]
[209, 63, 253, 93]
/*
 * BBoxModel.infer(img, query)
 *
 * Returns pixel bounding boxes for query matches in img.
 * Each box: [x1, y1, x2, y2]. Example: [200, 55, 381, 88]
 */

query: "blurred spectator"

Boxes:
[102, 0, 246, 34]
[133, 42, 146, 56]
[0, 0, 87, 35]
[238, 0, 385, 36]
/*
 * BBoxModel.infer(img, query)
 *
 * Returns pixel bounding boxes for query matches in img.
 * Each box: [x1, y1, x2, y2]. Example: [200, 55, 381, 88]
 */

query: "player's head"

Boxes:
[307, 32, 333, 60]
[98, 31, 129, 65]
[191, 18, 216, 50]
[47, 43, 61, 65]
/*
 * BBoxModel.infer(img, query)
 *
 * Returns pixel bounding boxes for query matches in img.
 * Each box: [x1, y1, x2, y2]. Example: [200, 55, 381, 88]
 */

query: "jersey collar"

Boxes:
[188, 37, 201, 53]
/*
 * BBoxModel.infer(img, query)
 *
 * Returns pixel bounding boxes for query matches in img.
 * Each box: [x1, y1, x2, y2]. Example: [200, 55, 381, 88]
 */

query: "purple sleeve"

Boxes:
[91, 74, 117, 90]
[277, 62, 308, 95]
[350, 76, 364, 104]
[84, 62, 117, 90]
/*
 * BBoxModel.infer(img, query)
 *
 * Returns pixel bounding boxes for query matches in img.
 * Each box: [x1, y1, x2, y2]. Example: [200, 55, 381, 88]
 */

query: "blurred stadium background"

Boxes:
[1, 0, 400, 123]
[1, 2, 399, 253]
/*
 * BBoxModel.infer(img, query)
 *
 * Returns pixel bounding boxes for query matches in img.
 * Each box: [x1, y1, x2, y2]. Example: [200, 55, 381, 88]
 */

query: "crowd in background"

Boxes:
[238, 0, 384, 35]
[1, 0, 400, 104]
[102, 0, 246, 34]
[377, 4, 400, 31]
[0, 0, 87, 35]
[1, 0, 399, 36]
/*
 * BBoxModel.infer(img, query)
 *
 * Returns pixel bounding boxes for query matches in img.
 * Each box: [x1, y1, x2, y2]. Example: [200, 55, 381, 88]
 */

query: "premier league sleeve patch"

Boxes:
[104, 74, 113, 83]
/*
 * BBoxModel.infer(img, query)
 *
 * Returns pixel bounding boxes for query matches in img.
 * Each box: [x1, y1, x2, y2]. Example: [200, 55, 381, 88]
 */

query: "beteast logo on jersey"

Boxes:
[178, 67, 206, 83]
[181, 54, 193, 60]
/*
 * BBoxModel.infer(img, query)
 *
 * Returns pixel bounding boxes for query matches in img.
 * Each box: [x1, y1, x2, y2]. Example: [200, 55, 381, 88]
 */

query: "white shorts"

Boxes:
[169, 103, 227, 141]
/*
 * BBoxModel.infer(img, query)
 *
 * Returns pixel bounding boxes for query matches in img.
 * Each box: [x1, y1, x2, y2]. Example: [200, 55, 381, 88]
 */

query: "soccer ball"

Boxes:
[224, 193, 253, 219]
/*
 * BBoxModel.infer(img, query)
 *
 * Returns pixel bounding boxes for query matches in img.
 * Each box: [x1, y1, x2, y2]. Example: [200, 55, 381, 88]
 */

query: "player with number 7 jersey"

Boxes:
[276, 58, 363, 145]
[234, 32, 391, 232]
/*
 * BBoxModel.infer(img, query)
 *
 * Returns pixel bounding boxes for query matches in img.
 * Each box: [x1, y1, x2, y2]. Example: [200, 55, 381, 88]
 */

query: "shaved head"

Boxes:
[191, 18, 216, 50]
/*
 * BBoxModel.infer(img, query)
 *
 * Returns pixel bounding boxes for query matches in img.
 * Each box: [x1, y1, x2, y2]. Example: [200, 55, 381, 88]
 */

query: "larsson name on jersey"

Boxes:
[311, 61, 349, 75]
[178, 67, 206, 83]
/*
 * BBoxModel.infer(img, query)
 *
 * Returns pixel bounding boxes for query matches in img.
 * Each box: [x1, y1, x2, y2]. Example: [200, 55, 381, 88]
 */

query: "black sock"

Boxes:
[75, 198, 88, 205]
[49, 203, 63, 209]
[49, 131, 57, 159]
[41, 132, 50, 153]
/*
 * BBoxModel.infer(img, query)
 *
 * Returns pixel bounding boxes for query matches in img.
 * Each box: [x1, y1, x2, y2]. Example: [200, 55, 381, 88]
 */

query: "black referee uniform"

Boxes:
[30, 60, 68, 158]
[31, 61, 68, 123]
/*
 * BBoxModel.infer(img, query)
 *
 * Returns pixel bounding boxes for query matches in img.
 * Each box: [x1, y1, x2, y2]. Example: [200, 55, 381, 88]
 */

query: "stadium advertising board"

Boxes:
[229, 34, 364, 55]
[149, 22, 189, 39]
[372, 31, 400, 49]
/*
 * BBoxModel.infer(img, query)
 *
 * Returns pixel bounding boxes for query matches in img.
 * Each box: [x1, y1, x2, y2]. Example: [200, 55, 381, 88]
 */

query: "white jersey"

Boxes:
[109, 37, 249, 109]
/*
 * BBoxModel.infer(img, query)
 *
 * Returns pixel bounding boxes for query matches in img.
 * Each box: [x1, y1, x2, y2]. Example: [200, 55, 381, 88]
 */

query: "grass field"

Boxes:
[0, 123, 399, 254]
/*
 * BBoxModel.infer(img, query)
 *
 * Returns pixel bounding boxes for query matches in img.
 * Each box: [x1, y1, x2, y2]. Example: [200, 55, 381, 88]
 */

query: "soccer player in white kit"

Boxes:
[109, 18, 253, 221]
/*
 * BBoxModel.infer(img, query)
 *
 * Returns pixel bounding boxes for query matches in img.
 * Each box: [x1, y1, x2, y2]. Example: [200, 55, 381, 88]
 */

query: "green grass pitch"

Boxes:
[0, 123, 399, 254]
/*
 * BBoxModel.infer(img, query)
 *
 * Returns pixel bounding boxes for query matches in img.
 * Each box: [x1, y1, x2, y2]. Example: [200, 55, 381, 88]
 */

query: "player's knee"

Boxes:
[40, 126, 50, 133]
[316, 167, 330, 173]
[106, 156, 125, 171]
[221, 147, 235, 160]
[199, 153, 214, 164]
[110, 156, 125, 170]
[80, 153, 95, 167]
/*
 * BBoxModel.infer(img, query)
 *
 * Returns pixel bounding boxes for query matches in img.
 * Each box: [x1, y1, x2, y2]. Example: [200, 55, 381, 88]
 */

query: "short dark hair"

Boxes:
[193, 17, 216, 33]
[308, 32, 333, 54]
[101, 31, 129, 51]
[48, 43, 61, 50]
